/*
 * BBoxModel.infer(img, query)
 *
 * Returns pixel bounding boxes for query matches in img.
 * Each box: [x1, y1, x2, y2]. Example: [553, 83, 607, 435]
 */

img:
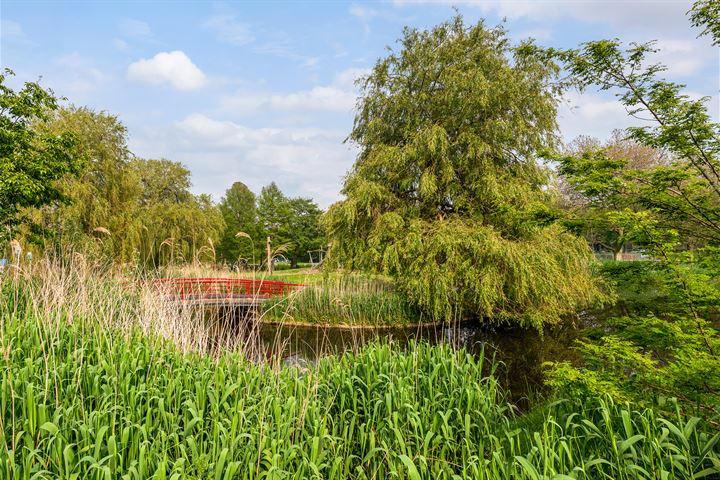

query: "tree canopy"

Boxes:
[0, 69, 83, 241]
[29, 107, 224, 266]
[257, 182, 324, 268]
[546, 0, 720, 413]
[552, 28, 720, 246]
[556, 132, 667, 259]
[217, 182, 261, 265]
[323, 16, 603, 326]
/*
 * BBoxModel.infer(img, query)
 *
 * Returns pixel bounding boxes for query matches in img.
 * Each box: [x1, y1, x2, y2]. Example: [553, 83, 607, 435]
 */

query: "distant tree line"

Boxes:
[0, 70, 324, 269]
[217, 181, 324, 269]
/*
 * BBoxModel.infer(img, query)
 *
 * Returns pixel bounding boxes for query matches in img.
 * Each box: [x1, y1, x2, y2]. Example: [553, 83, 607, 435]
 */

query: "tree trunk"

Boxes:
[266, 236, 273, 274]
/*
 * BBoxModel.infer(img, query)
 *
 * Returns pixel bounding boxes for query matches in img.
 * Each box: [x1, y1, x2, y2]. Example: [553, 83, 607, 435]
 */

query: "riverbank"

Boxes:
[259, 272, 425, 326]
[3, 307, 718, 479]
[3, 261, 720, 478]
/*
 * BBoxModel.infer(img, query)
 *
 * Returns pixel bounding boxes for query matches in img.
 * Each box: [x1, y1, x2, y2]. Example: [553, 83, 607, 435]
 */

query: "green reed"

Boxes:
[261, 273, 424, 326]
[1, 261, 719, 479]
[2, 310, 718, 479]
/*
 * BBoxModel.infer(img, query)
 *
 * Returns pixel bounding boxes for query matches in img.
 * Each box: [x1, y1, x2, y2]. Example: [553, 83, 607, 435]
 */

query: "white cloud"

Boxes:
[350, 4, 379, 20]
[129, 114, 356, 206]
[203, 15, 255, 46]
[119, 18, 152, 38]
[334, 67, 370, 89]
[654, 39, 707, 77]
[269, 86, 356, 112]
[220, 67, 370, 115]
[557, 87, 720, 141]
[392, 0, 691, 30]
[1, 20, 24, 38]
[350, 4, 379, 32]
[127, 51, 206, 90]
[557, 91, 647, 143]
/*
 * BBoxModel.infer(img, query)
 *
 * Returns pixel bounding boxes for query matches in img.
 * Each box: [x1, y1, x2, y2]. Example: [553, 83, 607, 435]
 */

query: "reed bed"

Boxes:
[261, 273, 424, 326]
[1, 260, 719, 479]
[2, 314, 719, 479]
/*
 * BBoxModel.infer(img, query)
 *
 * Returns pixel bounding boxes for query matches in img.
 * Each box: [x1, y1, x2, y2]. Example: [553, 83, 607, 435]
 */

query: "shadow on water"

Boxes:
[204, 306, 582, 409]
[263, 322, 580, 408]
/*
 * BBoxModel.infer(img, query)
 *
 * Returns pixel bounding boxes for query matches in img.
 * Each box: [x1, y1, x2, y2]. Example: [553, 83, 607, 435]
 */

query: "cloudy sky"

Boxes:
[1, 0, 717, 207]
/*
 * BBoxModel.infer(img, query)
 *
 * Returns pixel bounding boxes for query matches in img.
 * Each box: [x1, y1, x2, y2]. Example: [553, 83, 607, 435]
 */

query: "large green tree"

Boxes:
[131, 159, 224, 267]
[40, 107, 141, 259]
[323, 17, 602, 326]
[257, 182, 324, 268]
[546, 0, 720, 413]
[31, 107, 223, 266]
[285, 197, 324, 268]
[0, 70, 82, 241]
[217, 182, 261, 266]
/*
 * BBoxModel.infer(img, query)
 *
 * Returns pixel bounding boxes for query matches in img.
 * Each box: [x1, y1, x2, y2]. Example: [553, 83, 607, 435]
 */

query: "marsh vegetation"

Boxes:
[2, 1, 720, 478]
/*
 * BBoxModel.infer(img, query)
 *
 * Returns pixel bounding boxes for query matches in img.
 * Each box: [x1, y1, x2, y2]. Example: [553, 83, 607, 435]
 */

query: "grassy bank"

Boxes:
[161, 264, 422, 327]
[2, 316, 719, 478]
[261, 273, 425, 326]
[1, 268, 719, 479]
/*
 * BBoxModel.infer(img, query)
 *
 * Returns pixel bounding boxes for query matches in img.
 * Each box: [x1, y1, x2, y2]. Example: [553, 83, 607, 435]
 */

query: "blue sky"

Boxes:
[1, 0, 717, 207]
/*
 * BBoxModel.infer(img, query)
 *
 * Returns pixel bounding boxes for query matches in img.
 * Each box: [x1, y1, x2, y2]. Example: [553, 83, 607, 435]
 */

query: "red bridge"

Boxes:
[149, 277, 306, 306]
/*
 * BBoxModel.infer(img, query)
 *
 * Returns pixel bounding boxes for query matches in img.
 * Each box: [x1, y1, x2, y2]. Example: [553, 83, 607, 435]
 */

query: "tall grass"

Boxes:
[262, 273, 424, 326]
[2, 313, 718, 479]
[1, 260, 719, 479]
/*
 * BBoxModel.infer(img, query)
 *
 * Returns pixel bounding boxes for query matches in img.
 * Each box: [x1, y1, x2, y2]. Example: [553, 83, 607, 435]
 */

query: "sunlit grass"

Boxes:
[1, 260, 718, 479]
[261, 273, 425, 326]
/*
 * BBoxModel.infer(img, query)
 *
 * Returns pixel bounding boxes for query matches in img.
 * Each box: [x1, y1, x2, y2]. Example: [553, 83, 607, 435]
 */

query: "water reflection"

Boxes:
[252, 320, 580, 406]
[202, 305, 581, 406]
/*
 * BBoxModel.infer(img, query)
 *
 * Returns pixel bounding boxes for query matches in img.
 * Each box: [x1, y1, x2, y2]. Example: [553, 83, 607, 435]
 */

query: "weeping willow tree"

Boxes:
[323, 17, 604, 327]
[28, 108, 224, 266]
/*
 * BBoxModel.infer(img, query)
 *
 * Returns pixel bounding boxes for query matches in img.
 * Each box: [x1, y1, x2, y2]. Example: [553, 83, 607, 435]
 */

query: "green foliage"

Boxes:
[597, 261, 673, 315]
[286, 197, 325, 267]
[547, 318, 720, 417]
[324, 16, 603, 326]
[217, 182, 262, 265]
[2, 302, 718, 479]
[690, 0, 720, 46]
[257, 182, 325, 268]
[262, 273, 422, 326]
[555, 132, 666, 259]
[0, 69, 83, 237]
[551, 17, 720, 246]
[548, 176, 720, 417]
[547, 3, 720, 418]
[31, 107, 224, 266]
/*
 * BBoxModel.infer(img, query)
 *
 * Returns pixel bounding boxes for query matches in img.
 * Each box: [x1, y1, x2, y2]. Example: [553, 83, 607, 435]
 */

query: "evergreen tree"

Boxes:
[217, 182, 261, 266]
[286, 197, 324, 267]
[257, 183, 324, 268]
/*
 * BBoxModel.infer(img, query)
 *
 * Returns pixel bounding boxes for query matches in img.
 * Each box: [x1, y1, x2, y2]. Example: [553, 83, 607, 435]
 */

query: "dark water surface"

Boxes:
[245, 320, 582, 406]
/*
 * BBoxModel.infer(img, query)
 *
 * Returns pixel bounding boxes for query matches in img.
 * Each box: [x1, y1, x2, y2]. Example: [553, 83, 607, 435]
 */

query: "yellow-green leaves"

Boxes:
[324, 16, 601, 325]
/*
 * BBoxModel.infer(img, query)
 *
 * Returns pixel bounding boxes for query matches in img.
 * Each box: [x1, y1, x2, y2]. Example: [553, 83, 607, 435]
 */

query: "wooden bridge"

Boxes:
[149, 277, 306, 307]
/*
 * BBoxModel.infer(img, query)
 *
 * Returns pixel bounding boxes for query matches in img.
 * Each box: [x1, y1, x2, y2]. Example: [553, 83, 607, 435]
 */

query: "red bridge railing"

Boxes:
[149, 277, 306, 301]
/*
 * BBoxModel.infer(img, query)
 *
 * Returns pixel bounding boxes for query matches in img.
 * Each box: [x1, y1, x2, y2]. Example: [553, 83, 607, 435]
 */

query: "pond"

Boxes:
[209, 314, 586, 408]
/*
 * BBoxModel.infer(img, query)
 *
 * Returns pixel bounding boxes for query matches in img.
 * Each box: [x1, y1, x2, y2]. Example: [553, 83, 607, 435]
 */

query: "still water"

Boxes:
[234, 319, 583, 406]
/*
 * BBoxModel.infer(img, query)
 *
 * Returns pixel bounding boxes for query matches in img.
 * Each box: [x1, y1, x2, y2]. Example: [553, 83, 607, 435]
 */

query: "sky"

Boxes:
[1, 0, 717, 207]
